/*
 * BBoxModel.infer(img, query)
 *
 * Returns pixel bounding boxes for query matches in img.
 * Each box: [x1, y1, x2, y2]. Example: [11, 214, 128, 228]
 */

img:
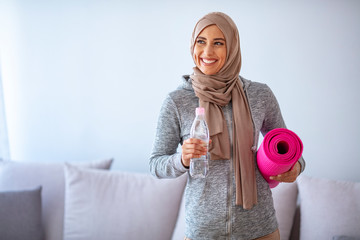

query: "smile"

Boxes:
[201, 58, 217, 64]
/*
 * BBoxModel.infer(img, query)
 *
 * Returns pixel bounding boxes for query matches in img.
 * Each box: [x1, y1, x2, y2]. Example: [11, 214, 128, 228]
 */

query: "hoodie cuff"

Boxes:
[174, 152, 189, 173]
[298, 156, 306, 174]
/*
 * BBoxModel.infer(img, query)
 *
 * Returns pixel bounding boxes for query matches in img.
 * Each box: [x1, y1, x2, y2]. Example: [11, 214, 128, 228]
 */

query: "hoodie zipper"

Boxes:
[242, 78, 257, 151]
[224, 105, 233, 240]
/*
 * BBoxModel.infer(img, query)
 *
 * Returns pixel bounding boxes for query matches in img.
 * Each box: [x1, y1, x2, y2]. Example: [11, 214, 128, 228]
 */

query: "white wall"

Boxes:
[1, 0, 359, 181]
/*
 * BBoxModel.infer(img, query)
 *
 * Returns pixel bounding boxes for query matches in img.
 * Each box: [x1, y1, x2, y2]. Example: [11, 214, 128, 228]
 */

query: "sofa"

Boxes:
[0, 159, 359, 240]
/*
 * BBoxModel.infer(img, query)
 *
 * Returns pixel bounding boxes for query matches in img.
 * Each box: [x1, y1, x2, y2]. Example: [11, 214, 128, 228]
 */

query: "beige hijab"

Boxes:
[190, 12, 257, 209]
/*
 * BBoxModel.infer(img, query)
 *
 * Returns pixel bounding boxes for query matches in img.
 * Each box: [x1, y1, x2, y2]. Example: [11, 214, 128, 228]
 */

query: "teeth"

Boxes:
[202, 59, 216, 64]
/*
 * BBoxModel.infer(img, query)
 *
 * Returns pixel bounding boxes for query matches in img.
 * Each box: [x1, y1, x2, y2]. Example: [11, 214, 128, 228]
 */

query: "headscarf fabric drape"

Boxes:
[190, 12, 257, 209]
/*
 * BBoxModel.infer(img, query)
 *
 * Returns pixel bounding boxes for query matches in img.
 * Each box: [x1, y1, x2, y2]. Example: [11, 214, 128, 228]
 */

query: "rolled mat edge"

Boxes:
[257, 128, 303, 188]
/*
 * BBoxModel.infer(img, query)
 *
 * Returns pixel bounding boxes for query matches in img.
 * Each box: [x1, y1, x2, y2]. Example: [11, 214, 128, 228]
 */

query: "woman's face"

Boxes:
[193, 25, 227, 75]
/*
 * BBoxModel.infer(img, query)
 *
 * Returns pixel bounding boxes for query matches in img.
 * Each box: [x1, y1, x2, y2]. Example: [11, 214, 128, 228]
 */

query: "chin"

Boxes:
[200, 68, 217, 75]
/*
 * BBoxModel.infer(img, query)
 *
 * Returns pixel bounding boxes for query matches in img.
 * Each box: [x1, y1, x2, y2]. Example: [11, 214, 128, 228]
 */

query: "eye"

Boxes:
[214, 41, 225, 46]
[196, 39, 205, 44]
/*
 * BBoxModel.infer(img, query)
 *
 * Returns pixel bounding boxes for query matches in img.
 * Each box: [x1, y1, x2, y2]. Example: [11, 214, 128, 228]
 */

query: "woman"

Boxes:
[149, 12, 305, 240]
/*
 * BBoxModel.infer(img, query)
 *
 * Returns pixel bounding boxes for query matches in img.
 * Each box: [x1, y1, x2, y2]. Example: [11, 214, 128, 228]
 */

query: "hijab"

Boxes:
[190, 12, 257, 209]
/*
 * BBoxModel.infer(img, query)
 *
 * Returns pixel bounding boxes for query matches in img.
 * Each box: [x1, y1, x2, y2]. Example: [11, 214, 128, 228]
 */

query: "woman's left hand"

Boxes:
[269, 161, 301, 183]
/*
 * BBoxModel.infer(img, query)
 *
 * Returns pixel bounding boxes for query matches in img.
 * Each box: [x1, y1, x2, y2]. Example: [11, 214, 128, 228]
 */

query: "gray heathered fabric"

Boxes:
[149, 75, 305, 240]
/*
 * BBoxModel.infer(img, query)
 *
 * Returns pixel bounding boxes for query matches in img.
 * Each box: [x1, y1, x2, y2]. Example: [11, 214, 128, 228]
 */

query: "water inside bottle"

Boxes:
[190, 157, 209, 178]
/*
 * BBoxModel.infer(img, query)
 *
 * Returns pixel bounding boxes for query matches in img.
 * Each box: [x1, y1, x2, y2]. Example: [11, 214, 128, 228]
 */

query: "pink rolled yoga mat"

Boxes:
[257, 128, 303, 188]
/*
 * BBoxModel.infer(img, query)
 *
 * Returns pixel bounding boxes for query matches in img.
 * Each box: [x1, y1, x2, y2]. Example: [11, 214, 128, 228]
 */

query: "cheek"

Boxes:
[193, 47, 199, 59]
[193, 48, 202, 66]
[218, 50, 227, 68]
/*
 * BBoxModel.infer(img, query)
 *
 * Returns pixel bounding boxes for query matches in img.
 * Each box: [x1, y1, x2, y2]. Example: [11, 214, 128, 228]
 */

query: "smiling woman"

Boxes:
[149, 11, 305, 239]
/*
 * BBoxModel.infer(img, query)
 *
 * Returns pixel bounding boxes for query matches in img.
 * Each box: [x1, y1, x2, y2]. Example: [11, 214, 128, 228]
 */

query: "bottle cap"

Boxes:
[196, 107, 205, 115]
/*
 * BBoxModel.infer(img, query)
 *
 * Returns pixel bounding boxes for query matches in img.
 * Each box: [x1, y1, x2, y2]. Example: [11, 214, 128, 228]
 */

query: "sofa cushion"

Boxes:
[0, 186, 43, 240]
[0, 159, 113, 240]
[298, 175, 360, 240]
[271, 181, 298, 240]
[63, 164, 187, 240]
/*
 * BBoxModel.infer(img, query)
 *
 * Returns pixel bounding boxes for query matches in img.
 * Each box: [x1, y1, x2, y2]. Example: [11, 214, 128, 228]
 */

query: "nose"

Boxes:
[203, 44, 214, 56]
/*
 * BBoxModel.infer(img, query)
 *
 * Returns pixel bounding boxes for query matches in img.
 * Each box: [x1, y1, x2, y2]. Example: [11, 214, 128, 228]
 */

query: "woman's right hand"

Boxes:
[181, 138, 209, 167]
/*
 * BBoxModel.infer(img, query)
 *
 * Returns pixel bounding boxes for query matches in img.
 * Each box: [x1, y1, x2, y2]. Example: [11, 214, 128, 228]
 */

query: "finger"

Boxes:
[269, 161, 301, 182]
[276, 168, 299, 182]
[270, 170, 296, 181]
[183, 141, 207, 153]
[185, 153, 204, 159]
[186, 138, 210, 149]
[270, 172, 297, 183]
[185, 138, 204, 144]
[182, 145, 207, 163]
[183, 148, 206, 157]
[182, 142, 207, 153]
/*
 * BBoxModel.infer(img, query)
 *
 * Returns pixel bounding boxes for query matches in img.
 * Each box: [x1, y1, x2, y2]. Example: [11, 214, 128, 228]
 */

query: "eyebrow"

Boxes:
[197, 36, 226, 42]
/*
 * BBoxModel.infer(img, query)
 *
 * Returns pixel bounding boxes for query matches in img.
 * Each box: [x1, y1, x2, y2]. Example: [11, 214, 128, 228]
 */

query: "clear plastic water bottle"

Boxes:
[189, 107, 210, 178]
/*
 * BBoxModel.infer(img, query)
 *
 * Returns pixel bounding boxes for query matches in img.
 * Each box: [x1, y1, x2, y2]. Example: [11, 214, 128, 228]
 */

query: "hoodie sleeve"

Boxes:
[149, 94, 188, 179]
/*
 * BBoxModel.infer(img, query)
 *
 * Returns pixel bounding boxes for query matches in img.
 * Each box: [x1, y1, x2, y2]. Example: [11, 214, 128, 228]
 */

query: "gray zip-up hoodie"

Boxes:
[150, 75, 305, 240]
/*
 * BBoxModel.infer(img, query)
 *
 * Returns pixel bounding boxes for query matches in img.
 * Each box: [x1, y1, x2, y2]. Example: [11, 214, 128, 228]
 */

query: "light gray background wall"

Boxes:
[1, 0, 359, 181]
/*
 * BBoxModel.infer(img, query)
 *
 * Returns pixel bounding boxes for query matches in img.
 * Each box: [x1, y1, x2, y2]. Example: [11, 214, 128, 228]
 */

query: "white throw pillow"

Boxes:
[298, 175, 360, 240]
[0, 159, 113, 240]
[271, 182, 298, 240]
[63, 164, 187, 240]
